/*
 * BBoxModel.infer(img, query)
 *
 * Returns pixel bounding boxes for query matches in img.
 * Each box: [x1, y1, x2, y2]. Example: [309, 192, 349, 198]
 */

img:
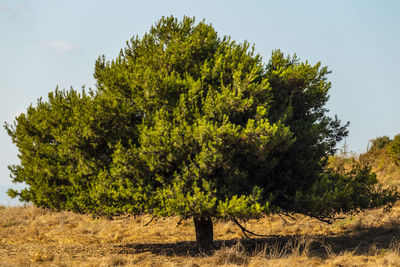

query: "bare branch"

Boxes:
[176, 218, 184, 227]
[278, 213, 288, 224]
[283, 212, 297, 221]
[143, 215, 157, 226]
[310, 215, 333, 224]
[231, 217, 279, 239]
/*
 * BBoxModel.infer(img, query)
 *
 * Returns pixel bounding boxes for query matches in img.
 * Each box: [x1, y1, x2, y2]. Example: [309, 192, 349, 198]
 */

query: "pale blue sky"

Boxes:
[1, 0, 399, 190]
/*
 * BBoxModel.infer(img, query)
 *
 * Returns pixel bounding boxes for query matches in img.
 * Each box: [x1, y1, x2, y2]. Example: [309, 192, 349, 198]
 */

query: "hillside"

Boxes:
[329, 136, 400, 188]
[359, 136, 400, 188]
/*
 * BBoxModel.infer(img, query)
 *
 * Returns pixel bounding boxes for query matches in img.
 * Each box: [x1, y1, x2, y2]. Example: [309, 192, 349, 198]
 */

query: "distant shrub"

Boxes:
[369, 136, 391, 151]
[388, 134, 400, 166]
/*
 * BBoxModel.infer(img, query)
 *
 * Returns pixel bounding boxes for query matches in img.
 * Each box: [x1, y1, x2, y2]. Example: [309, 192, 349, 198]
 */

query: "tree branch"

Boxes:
[143, 215, 157, 226]
[176, 217, 184, 227]
[310, 215, 333, 224]
[278, 213, 288, 224]
[283, 212, 297, 221]
[231, 217, 278, 239]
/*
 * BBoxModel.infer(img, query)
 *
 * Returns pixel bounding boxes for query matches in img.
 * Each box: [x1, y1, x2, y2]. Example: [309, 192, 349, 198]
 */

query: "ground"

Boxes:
[1, 204, 400, 266]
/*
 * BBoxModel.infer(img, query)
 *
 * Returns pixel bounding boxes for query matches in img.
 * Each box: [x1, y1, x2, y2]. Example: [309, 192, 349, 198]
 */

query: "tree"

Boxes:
[6, 16, 399, 250]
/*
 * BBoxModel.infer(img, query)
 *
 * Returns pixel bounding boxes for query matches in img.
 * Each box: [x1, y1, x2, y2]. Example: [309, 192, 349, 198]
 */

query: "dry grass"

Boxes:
[1, 204, 400, 266]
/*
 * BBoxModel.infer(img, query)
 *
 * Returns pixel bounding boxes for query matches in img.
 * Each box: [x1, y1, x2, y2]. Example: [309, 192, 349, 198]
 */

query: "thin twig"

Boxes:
[278, 213, 288, 224]
[283, 212, 297, 221]
[176, 218, 184, 227]
[143, 215, 157, 226]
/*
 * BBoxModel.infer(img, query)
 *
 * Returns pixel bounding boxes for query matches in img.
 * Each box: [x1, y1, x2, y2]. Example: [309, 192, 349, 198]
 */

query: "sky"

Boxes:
[0, 0, 399, 197]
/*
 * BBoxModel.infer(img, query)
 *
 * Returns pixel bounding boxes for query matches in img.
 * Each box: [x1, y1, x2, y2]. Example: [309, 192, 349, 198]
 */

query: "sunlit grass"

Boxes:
[1, 204, 400, 266]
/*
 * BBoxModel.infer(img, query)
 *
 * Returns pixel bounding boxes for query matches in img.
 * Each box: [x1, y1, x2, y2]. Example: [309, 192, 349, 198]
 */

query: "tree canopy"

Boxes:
[6, 16, 399, 250]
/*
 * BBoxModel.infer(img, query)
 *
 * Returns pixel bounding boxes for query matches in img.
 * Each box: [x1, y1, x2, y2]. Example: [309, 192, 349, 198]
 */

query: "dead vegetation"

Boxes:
[1, 203, 400, 266]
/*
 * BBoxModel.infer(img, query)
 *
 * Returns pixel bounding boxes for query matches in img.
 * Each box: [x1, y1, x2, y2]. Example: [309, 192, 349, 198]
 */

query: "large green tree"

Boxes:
[6, 16, 399, 250]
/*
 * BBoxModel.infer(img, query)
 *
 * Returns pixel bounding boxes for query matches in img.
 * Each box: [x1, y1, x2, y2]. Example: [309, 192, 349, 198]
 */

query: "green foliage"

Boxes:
[295, 164, 398, 219]
[5, 16, 399, 222]
[5, 88, 140, 212]
[369, 136, 391, 151]
[6, 89, 94, 210]
[264, 51, 350, 210]
[388, 134, 400, 166]
[359, 135, 400, 171]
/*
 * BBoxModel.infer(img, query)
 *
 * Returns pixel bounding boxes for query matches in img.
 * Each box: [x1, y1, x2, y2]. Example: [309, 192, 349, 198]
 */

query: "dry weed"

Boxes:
[0, 204, 399, 266]
[212, 243, 249, 265]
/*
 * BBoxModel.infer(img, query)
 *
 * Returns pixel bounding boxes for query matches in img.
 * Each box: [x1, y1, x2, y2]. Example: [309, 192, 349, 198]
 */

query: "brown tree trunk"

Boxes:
[193, 216, 213, 251]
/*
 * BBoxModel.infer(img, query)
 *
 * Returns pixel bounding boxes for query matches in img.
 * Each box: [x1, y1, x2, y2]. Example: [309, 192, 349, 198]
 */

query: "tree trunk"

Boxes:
[193, 216, 213, 251]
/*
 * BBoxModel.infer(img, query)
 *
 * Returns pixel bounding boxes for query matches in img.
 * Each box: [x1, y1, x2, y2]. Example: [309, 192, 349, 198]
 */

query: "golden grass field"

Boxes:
[1, 153, 400, 266]
[2, 204, 400, 266]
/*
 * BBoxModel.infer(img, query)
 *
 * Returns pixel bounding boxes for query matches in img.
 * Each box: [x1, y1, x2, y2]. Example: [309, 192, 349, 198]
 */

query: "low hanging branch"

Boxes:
[312, 216, 333, 224]
[231, 217, 279, 239]
[277, 212, 297, 224]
